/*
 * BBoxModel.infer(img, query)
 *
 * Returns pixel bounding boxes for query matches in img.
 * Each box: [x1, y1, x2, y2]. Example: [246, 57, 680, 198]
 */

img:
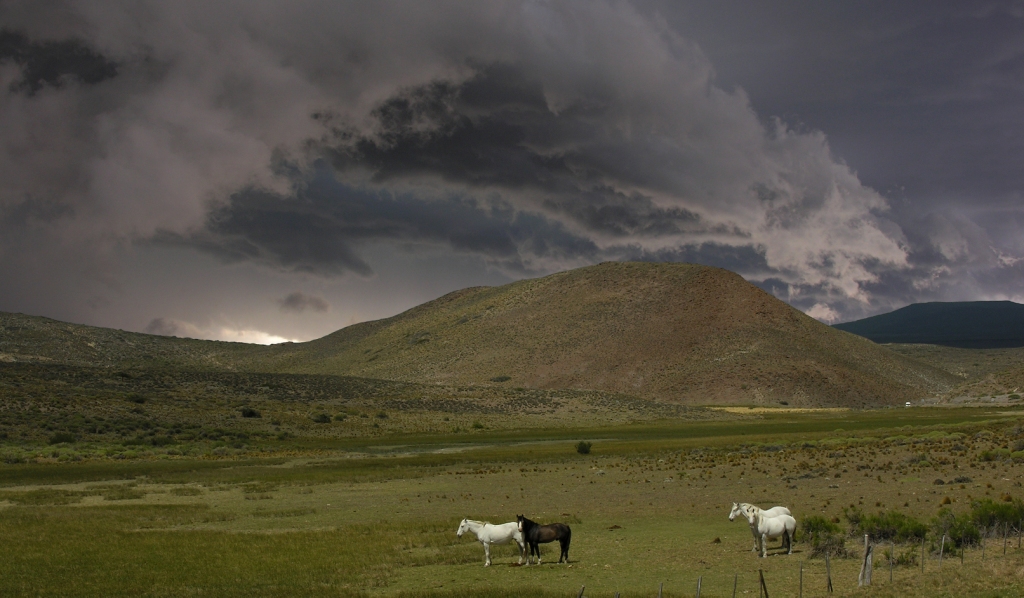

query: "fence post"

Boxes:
[825, 552, 833, 593]
[1019, 520, 1022, 549]
[759, 569, 769, 598]
[858, 539, 873, 586]
[921, 538, 926, 574]
[657, 582, 663, 598]
[732, 573, 737, 598]
[799, 561, 803, 598]
[1005, 523, 1009, 556]
[982, 526, 987, 560]
[890, 541, 894, 583]
[939, 534, 946, 568]
[577, 586, 585, 598]
[696, 575, 702, 598]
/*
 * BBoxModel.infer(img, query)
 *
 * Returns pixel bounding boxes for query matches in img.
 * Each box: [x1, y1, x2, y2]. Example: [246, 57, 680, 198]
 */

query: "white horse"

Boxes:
[456, 518, 526, 566]
[741, 505, 796, 558]
[729, 502, 791, 552]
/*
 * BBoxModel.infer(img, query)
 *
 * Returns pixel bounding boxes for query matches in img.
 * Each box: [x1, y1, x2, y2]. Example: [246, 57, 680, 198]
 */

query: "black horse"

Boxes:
[516, 514, 571, 564]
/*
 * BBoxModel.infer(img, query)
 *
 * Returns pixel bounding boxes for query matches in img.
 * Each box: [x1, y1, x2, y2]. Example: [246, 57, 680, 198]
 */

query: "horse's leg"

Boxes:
[761, 533, 767, 558]
[483, 541, 491, 566]
[750, 526, 759, 552]
[517, 539, 525, 564]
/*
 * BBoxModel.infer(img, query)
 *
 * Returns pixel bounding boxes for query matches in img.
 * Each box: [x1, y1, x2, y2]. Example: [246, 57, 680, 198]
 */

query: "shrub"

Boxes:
[126, 394, 146, 404]
[471, 421, 484, 429]
[311, 413, 331, 424]
[334, 414, 346, 421]
[882, 545, 919, 567]
[375, 411, 388, 419]
[970, 498, 1024, 530]
[47, 432, 76, 445]
[803, 515, 846, 558]
[489, 376, 511, 383]
[844, 507, 927, 543]
[933, 508, 980, 550]
[240, 407, 261, 418]
[576, 441, 592, 455]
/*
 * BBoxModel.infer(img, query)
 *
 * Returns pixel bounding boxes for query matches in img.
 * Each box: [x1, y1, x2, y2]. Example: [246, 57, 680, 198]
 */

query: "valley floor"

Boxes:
[3, 407, 1024, 596]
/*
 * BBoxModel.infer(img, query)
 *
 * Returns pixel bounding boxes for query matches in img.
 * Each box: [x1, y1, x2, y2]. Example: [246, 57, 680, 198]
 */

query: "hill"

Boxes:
[0, 262, 961, 408]
[0, 310, 275, 370]
[257, 262, 956, 407]
[833, 301, 1024, 348]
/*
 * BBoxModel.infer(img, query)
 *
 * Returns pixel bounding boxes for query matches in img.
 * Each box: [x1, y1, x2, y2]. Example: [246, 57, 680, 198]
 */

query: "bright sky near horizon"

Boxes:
[2, 1, 1022, 343]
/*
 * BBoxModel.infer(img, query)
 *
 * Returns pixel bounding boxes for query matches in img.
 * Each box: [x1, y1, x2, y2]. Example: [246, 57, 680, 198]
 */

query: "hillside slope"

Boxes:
[834, 301, 1024, 348]
[0, 311, 274, 370]
[260, 262, 956, 407]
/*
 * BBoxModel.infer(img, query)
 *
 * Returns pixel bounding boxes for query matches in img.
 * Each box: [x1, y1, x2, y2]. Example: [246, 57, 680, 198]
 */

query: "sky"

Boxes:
[1, 0, 1022, 343]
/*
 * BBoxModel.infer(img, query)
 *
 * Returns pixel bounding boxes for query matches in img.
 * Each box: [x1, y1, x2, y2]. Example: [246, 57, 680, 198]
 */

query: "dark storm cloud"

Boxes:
[655, 0, 1024, 312]
[145, 317, 180, 337]
[165, 164, 601, 276]
[1, 0, 1022, 329]
[319, 64, 719, 240]
[278, 292, 330, 314]
[0, 29, 118, 94]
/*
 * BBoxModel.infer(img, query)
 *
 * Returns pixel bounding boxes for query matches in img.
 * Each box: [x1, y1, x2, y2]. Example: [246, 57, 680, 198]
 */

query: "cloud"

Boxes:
[278, 291, 330, 313]
[0, 29, 118, 94]
[145, 316, 294, 344]
[0, 0, 1020, 326]
[145, 317, 189, 337]
[805, 303, 839, 324]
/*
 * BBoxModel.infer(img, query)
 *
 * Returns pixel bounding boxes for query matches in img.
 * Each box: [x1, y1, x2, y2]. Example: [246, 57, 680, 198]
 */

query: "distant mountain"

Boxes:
[0, 262, 961, 407]
[833, 301, 1024, 348]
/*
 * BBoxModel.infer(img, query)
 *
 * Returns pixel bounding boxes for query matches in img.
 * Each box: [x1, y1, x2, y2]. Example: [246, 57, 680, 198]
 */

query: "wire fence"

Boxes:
[569, 532, 1024, 597]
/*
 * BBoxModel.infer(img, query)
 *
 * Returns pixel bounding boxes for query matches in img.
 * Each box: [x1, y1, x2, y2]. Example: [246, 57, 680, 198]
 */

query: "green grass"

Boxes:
[3, 407, 1024, 595]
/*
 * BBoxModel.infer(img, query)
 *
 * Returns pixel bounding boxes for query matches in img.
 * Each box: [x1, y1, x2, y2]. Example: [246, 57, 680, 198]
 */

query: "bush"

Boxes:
[804, 515, 846, 558]
[844, 507, 927, 543]
[933, 508, 980, 551]
[882, 545, 919, 567]
[311, 413, 331, 424]
[576, 441, 592, 455]
[333, 414, 346, 421]
[240, 407, 261, 418]
[47, 432, 76, 445]
[970, 498, 1024, 530]
[489, 376, 511, 382]
[375, 411, 388, 419]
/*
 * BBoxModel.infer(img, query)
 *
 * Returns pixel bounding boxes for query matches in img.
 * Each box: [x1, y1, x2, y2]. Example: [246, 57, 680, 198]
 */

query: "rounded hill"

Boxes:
[265, 262, 954, 407]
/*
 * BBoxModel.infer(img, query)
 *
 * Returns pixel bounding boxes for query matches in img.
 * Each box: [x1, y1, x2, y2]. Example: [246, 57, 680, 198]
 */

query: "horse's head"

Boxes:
[516, 514, 525, 533]
[457, 518, 469, 537]
[728, 502, 742, 521]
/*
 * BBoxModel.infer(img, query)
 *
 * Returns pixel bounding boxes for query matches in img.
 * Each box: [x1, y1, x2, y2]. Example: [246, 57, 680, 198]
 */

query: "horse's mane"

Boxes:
[518, 515, 539, 529]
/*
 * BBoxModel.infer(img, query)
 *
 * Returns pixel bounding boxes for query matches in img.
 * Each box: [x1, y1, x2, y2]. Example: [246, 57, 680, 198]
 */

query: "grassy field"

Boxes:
[4, 406, 1024, 596]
